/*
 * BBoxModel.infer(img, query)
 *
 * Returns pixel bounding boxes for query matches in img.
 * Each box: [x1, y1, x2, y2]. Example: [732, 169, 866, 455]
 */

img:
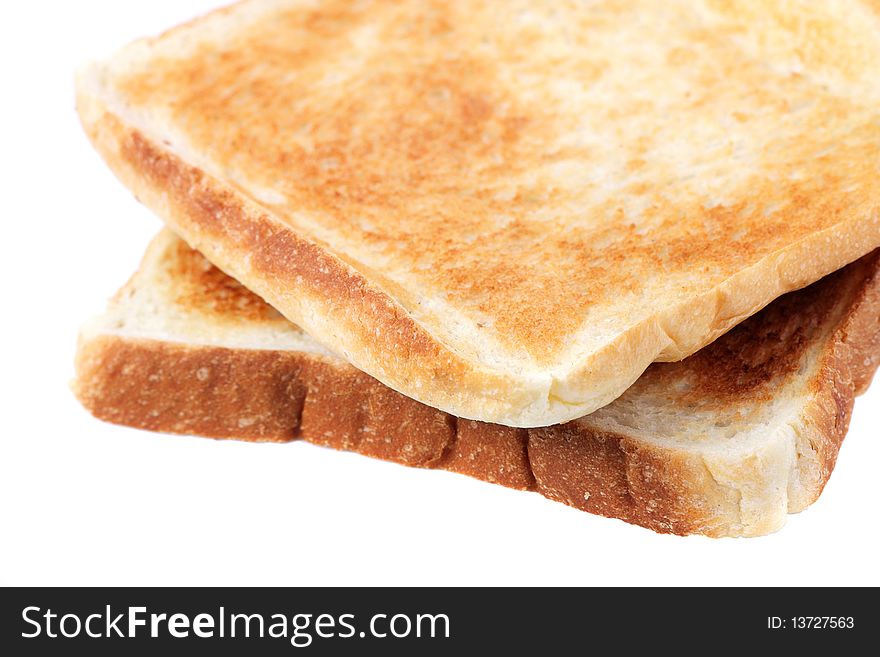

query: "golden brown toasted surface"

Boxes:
[161, 236, 284, 324]
[112, 0, 880, 365]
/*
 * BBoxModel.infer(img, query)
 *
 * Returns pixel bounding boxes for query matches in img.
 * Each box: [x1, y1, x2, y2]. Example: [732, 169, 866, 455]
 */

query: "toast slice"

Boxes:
[74, 230, 880, 536]
[76, 0, 880, 427]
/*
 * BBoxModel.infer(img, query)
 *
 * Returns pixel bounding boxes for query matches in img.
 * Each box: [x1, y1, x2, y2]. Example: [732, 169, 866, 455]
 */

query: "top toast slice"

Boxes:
[76, 0, 880, 426]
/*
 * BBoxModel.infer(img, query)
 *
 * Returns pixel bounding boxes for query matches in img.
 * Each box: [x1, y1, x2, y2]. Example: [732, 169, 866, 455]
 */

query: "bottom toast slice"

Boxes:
[73, 231, 880, 536]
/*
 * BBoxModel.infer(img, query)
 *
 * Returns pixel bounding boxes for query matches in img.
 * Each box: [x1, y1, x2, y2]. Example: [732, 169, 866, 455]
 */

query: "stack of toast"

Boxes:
[73, 0, 880, 536]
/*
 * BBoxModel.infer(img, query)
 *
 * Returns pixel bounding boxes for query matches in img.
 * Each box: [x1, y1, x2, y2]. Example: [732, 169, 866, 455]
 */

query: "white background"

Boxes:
[2, 1, 879, 586]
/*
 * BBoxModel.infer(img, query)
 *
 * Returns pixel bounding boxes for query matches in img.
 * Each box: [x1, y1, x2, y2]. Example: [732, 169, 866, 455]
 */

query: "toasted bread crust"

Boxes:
[73, 334, 704, 532]
[74, 248, 880, 535]
[77, 0, 880, 427]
